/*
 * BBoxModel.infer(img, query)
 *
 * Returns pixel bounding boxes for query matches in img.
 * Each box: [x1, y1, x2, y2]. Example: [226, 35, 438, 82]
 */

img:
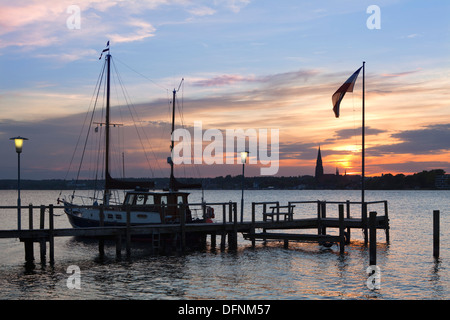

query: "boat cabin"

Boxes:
[122, 190, 192, 222]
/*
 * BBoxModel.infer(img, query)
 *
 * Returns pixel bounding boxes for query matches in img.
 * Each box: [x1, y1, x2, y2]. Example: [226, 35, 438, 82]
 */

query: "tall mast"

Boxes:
[169, 79, 184, 191]
[104, 52, 111, 204]
[361, 61, 365, 205]
[169, 88, 176, 191]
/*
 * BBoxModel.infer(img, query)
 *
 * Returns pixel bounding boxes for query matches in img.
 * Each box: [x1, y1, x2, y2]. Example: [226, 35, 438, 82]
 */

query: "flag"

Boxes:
[332, 66, 362, 118]
[99, 41, 110, 60]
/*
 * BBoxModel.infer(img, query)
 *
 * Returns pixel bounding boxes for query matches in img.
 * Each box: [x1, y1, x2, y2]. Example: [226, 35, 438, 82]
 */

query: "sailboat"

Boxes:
[59, 44, 213, 232]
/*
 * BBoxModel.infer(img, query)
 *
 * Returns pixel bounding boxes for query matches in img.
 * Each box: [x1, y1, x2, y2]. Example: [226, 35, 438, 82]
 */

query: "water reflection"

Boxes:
[0, 189, 449, 299]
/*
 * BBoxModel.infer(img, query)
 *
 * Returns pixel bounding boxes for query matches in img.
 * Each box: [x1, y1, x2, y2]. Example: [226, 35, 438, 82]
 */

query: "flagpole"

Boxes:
[362, 61, 365, 206]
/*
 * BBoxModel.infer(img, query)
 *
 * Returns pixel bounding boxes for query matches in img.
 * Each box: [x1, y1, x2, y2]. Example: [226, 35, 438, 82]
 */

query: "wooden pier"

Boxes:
[0, 199, 389, 267]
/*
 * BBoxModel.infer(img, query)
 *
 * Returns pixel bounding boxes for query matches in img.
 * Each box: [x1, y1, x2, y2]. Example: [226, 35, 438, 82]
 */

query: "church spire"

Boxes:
[315, 146, 324, 179]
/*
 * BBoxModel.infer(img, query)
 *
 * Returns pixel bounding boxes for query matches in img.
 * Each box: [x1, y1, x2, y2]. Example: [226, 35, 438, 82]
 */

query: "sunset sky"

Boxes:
[0, 0, 449, 180]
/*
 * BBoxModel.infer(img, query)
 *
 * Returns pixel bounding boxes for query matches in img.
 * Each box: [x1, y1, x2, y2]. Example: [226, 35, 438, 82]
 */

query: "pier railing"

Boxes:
[251, 200, 389, 244]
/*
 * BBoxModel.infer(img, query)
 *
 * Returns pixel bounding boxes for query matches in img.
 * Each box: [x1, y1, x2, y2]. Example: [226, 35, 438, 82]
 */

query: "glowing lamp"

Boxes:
[240, 151, 249, 164]
[10, 136, 28, 154]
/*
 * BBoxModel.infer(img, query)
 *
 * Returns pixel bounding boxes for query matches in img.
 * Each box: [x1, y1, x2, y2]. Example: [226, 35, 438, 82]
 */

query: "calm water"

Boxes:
[0, 189, 448, 300]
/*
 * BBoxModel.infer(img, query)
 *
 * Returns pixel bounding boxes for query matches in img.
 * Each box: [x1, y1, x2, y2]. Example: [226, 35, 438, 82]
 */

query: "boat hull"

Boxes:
[63, 202, 207, 247]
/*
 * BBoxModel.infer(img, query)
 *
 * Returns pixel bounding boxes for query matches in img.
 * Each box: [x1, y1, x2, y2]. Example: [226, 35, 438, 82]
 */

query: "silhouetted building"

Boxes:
[315, 146, 324, 180]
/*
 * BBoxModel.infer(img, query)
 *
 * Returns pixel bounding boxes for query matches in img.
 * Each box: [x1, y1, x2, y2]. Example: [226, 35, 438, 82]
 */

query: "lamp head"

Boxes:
[10, 136, 28, 153]
[240, 151, 249, 164]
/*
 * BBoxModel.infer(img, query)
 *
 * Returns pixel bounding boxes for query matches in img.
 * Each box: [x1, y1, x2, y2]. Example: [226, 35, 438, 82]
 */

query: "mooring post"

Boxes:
[251, 202, 256, 248]
[220, 203, 226, 250]
[276, 201, 280, 222]
[339, 204, 345, 255]
[23, 205, 35, 267]
[210, 231, 216, 250]
[180, 202, 186, 252]
[39, 205, 45, 229]
[369, 211, 377, 266]
[433, 210, 440, 258]
[126, 208, 131, 258]
[232, 202, 238, 249]
[27, 204, 34, 261]
[39, 205, 46, 263]
[99, 206, 105, 257]
[384, 201, 390, 243]
[321, 201, 327, 235]
[317, 201, 321, 236]
[227, 201, 233, 248]
[362, 202, 368, 246]
[262, 203, 267, 238]
[346, 200, 351, 243]
[49, 204, 54, 265]
[28, 204, 33, 230]
[24, 240, 34, 268]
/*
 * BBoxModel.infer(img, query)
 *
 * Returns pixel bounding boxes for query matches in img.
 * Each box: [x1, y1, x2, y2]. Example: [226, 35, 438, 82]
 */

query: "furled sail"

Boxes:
[106, 172, 154, 190]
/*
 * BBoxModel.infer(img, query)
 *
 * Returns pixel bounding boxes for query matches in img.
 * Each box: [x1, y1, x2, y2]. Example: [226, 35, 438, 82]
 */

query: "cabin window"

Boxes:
[177, 195, 185, 204]
[107, 214, 113, 219]
[136, 194, 146, 205]
[146, 196, 154, 205]
[137, 214, 147, 219]
[160, 196, 168, 205]
[126, 194, 135, 205]
[115, 214, 122, 220]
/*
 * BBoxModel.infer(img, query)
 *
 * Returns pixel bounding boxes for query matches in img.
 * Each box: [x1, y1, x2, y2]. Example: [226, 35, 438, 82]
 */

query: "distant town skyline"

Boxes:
[1, 1, 449, 180]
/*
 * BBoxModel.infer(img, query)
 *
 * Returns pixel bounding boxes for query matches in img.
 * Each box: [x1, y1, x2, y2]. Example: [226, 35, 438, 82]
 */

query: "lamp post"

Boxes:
[240, 151, 249, 222]
[10, 136, 28, 230]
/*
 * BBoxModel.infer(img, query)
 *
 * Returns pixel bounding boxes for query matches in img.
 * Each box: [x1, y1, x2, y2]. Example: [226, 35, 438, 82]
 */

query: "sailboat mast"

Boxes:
[104, 53, 111, 204]
[169, 88, 176, 190]
[169, 79, 184, 191]
[361, 61, 366, 205]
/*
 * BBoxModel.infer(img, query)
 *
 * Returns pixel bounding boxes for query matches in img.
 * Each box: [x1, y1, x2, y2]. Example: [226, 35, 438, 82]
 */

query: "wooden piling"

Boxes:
[227, 201, 233, 249]
[317, 201, 322, 236]
[27, 205, 34, 261]
[39, 205, 46, 263]
[28, 204, 33, 230]
[98, 206, 105, 257]
[346, 200, 351, 243]
[321, 201, 327, 236]
[220, 203, 226, 250]
[433, 210, 440, 258]
[126, 209, 131, 258]
[339, 204, 345, 255]
[251, 202, 256, 248]
[23, 205, 35, 266]
[232, 202, 238, 249]
[210, 232, 216, 249]
[180, 203, 186, 252]
[362, 202, 368, 246]
[369, 211, 377, 265]
[384, 201, 390, 243]
[24, 240, 34, 266]
[49, 205, 55, 265]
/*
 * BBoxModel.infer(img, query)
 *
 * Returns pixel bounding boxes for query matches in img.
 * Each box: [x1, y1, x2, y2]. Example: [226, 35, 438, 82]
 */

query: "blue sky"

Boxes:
[0, 0, 449, 180]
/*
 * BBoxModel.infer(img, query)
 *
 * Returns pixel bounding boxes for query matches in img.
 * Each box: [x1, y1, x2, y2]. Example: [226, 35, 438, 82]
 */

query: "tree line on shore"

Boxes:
[0, 169, 447, 190]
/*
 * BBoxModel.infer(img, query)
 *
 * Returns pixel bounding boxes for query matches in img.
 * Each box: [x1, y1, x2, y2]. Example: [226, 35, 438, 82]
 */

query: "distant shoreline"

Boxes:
[0, 169, 448, 190]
